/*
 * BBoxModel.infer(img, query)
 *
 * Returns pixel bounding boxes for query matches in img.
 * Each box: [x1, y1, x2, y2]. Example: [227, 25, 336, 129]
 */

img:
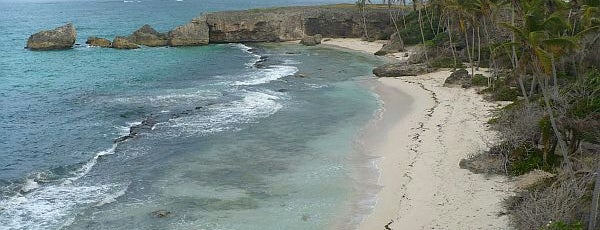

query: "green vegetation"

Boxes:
[359, 0, 600, 228]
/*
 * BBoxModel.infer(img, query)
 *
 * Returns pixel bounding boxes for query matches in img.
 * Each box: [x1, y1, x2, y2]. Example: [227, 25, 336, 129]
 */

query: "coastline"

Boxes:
[319, 38, 514, 229]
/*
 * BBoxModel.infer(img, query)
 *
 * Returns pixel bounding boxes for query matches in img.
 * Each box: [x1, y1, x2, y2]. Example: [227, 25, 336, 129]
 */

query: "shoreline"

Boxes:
[318, 38, 514, 229]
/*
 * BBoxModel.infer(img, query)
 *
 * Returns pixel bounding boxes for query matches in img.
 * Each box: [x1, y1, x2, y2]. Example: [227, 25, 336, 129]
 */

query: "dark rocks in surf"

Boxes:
[294, 73, 307, 78]
[254, 56, 269, 68]
[372, 63, 435, 77]
[128, 24, 168, 47]
[114, 116, 157, 143]
[151, 210, 172, 218]
[86, 36, 112, 48]
[111, 36, 139, 49]
[26, 23, 76, 50]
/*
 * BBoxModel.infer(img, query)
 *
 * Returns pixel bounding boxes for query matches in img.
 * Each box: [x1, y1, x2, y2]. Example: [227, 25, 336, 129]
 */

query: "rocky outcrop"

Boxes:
[167, 17, 210, 46]
[26, 5, 393, 50]
[151, 210, 172, 218]
[86, 36, 111, 47]
[201, 5, 391, 43]
[373, 63, 435, 77]
[114, 117, 157, 143]
[299, 34, 322, 46]
[128, 24, 168, 47]
[111, 36, 139, 49]
[375, 32, 404, 55]
[26, 23, 76, 50]
[443, 69, 470, 87]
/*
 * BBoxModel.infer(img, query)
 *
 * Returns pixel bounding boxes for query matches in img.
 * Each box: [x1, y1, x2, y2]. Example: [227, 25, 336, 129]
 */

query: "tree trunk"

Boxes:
[483, 16, 495, 87]
[529, 73, 537, 96]
[360, 3, 370, 40]
[447, 16, 458, 68]
[388, 4, 405, 50]
[511, 0, 528, 102]
[589, 168, 600, 230]
[402, 0, 407, 27]
[424, 3, 436, 35]
[462, 21, 474, 77]
[477, 26, 481, 70]
[418, 7, 429, 63]
[551, 55, 559, 96]
[538, 75, 571, 171]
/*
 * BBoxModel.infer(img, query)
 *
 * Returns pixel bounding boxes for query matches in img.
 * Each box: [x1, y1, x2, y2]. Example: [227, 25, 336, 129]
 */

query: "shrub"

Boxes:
[542, 221, 584, 230]
[471, 74, 488, 86]
[429, 57, 466, 68]
[508, 173, 593, 230]
[492, 86, 521, 101]
[509, 144, 561, 176]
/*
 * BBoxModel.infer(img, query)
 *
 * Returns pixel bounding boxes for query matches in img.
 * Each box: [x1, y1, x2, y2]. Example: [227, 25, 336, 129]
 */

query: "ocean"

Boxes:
[0, 0, 384, 229]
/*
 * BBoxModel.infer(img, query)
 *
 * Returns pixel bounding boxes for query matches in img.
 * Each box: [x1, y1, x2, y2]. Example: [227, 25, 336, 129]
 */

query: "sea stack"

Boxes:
[26, 23, 76, 50]
[128, 24, 168, 47]
[111, 36, 139, 49]
[86, 36, 112, 48]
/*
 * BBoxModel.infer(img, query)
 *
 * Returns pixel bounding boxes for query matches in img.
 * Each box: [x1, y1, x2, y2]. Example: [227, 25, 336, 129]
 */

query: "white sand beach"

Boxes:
[320, 38, 514, 229]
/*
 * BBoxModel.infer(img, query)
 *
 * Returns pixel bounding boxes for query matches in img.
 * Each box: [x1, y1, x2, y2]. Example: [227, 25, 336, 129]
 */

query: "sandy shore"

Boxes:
[319, 39, 514, 229]
[321, 38, 386, 54]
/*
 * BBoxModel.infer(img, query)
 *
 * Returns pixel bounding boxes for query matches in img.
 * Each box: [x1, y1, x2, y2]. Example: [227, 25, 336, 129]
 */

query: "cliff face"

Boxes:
[169, 5, 392, 45]
[167, 17, 210, 46]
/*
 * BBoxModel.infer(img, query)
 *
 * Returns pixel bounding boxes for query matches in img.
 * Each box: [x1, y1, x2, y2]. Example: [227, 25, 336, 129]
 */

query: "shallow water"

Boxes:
[0, 0, 390, 229]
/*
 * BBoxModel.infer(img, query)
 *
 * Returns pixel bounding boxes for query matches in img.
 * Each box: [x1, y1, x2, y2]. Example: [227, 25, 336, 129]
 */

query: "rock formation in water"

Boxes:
[167, 17, 210, 46]
[112, 36, 140, 49]
[27, 5, 393, 50]
[86, 36, 112, 48]
[26, 23, 76, 50]
[128, 24, 168, 47]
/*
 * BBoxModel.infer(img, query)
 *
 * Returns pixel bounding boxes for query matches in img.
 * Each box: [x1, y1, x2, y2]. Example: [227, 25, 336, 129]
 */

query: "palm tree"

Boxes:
[499, 0, 577, 170]
[383, 0, 406, 50]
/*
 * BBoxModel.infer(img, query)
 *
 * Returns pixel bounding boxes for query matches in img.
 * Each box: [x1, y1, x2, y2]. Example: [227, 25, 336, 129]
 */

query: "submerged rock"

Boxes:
[114, 117, 157, 143]
[151, 210, 172, 218]
[128, 24, 168, 47]
[372, 63, 434, 77]
[86, 36, 112, 48]
[167, 17, 210, 46]
[111, 36, 139, 49]
[375, 32, 404, 56]
[26, 23, 76, 50]
[443, 68, 470, 87]
[299, 34, 322, 46]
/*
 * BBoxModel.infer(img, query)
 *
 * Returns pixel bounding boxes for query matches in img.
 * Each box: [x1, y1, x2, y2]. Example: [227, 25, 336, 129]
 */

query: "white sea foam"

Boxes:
[233, 65, 298, 86]
[113, 90, 220, 106]
[282, 59, 302, 65]
[0, 143, 125, 229]
[62, 144, 117, 185]
[19, 179, 39, 193]
[95, 184, 129, 207]
[231, 43, 262, 68]
[163, 90, 283, 137]
[0, 183, 118, 229]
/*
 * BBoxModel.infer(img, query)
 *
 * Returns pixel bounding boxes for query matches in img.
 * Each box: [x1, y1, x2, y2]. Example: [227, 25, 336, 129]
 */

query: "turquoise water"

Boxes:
[0, 0, 384, 229]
